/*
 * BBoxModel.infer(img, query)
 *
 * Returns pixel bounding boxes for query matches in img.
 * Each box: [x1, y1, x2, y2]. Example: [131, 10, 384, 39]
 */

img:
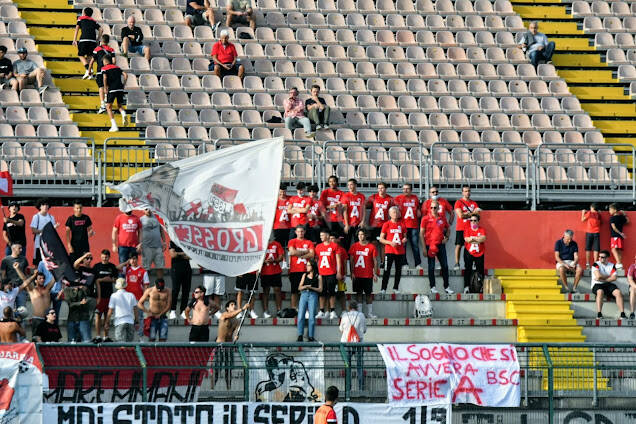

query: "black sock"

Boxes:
[84, 64, 89, 69]
[320, 309, 325, 313]
[330, 308, 335, 312]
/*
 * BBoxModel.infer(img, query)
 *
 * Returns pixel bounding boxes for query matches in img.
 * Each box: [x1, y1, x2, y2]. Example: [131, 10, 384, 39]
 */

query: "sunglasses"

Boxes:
[48, 311, 56, 315]
[470, 220, 479, 222]
[599, 256, 608, 259]
[430, 207, 437, 209]
[194, 290, 202, 293]
[431, 191, 438, 193]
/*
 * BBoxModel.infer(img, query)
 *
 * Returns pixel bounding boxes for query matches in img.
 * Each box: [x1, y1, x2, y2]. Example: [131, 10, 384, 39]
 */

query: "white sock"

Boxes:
[111, 118, 117, 126]
[120, 110, 126, 118]
[367, 303, 373, 315]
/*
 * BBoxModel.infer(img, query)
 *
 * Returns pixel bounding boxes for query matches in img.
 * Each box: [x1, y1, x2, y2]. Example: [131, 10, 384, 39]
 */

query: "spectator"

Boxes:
[307, 184, 323, 244]
[314, 386, 339, 424]
[315, 229, 342, 319]
[225, 0, 255, 30]
[581, 203, 601, 269]
[37, 260, 62, 324]
[121, 16, 150, 60]
[2, 201, 26, 257]
[211, 30, 244, 80]
[296, 260, 322, 342]
[306, 85, 330, 130]
[61, 283, 91, 342]
[112, 200, 142, 264]
[287, 226, 315, 311]
[394, 183, 422, 270]
[261, 239, 284, 318]
[627, 254, 636, 319]
[87, 34, 115, 114]
[34, 308, 62, 342]
[339, 300, 366, 390]
[106, 278, 138, 342]
[453, 186, 480, 271]
[202, 268, 224, 319]
[0, 45, 17, 90]
[92, 249, 117, 342]
[463, 214, 486, 293]
[287, 182, 311, 240]
[14, 264, 53, 336]
[320, 176, 344, 238]
[216, 300, 247, 343]
[2, 245, 28, 309]
[554, 229, 582, 292]
[420, 200, 452, 294]
[609, 203, 629, 269]
[116, 252, 149, 337]
[341, 179, 366, 249]
[330, 234, 348, 313]
[380, 206, 407, 294]
[235, 271, 258, 319]
[592, 250, 627, 319]
[518, 21, 555, 68]
[102, 55, 128, 132]
[73, 253, 99, 339]
[65, 200, 94, 264]
[284, 87, 313, 137]
[185, 0, 216, 29]
[421, 186, 454, 227]
[0, 307, 25, 343]
[185, 285, 210, 341]
[139, 208, 165, 277]
[137, 278, 172, 342]
[349, 229, 378, 318]
[273, 184, 291, 249]
[73, 7, 102, 80]
[168, 241, 192, 320]
[0, 278, 23, 314]
[30, 198, 57, 266]
[13, 48, 48, 93]
[366, 182, 393, 265]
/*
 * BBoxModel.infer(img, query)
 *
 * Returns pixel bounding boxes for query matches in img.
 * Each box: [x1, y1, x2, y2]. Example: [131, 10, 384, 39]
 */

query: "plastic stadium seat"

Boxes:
[9, 160, 31, 178]
[209, 127, 229, 141]
[552, 114, 573, 130]
[585, 132, 604, 144]
[610, 166, 631, 184]
[136, 108, 157, 125]
[587, 166, 610, 182]
[505, 165, 526, 183]
[73, 159, 96, 179]
[546, 166, 568, 183]
[165, 125, 187, 140]
[449, 80, 469, 96]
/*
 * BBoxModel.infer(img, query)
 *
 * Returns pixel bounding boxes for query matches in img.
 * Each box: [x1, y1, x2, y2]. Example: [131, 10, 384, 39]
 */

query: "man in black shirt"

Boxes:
[609, 203, 630, 270]
[92, 249, 117, 342]
[88, 35, 115, 114]
[185, 0, 216, 29]
[102, 55, 128, 133]
[168, 241, 192, 320]
[72, 8, 102, 80]
[0, 46, 17, 90]
[121, 16, 150, 61]
[2, 202, 26, 257]
[305, 85, 330, 130]
[65, 200, 94, 264]
[34, 308, 62, 342]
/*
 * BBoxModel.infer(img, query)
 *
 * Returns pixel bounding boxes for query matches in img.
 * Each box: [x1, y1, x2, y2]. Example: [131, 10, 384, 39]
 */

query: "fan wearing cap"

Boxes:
[33, 308, 61, 342]
[210, 30, 244, 81]
[137, 278, 171, 342]
[12, 47, 48, 94]
[106, 278, 138, 342]
[30, 198, 58, 266]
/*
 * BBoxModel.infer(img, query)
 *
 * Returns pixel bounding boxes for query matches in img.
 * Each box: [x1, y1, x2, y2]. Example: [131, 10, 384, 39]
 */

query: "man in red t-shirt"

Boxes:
[349, 229, 378, 318]
[420, 199, 451, 294]
[366, 182, 393, 263]
[626, 254, 636, 319]
[112, 203, 142, 265]
[320, 175, 344, 238]
[260, 240, 284, 318]
[273, 184, 290, 248]
[463, 214, 486, 293]
[341, 178, 366, 249]
[115, 251, 149, 337]
[421, 185, 454, 227]
[315, 229, 342, 319]
[287, 182, 312, 240]
[394, 183, 421, 270]
[453, 185, 480, 270]
[330, 234, 348, 312]
[581, 202, 601, 268]
[211, 30, 245, 80]
[307, 184, 323, 244]
[379, 207, 407, 293]
[287, 226, 315, 310]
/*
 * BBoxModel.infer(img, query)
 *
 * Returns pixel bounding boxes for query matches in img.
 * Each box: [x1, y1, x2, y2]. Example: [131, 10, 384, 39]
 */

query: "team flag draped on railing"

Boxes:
[112, 138, 284, 276]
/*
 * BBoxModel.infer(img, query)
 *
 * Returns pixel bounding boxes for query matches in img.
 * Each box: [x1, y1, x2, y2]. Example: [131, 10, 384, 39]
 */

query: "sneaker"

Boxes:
[250, 310, 258, 319]
[297, 335, 303, 342]
[316, 124, 323, 130]
[214, 310, 222, 320]
[212, 21, 221, 33]
[168, 310, 177, 320]
[329, 310, 337, 319]
[0, 83, 5, 90]
[180, 311, 187, 320]
[305, 131, 315, 138]
[630, 312, 635, 320]
[307, 337, 315, 342]
[263, 311, 271, 319]
[416, 265, 423, 271]
[453, 264, 460, 271]
[620, 312, 627, 319]
[91, 337, 102, 344]
[322, 124, 329, 129]
[38, 85, 48, 94]
[393, 289, 400, 295]
[597, 312, 603, 318]
[445, 287, 455, 295]
[121, 113, 128, 126]
[463, 286, 470, 294]
[430, 287, 439, 294]
[103, 337, 113, 343]
[380, 289, 386, 295]
[305, 311, 309, 319]
[82, 70, 90, 80]
[97, 106, 106, 114]
[315, 311, 326, 319]
[109, 125, 119, 132]
[367, 312, 377, 319]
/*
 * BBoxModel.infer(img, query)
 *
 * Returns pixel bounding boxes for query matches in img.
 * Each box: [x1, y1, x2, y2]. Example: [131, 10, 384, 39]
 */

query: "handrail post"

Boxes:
[339, 343, 351, 401]
[97, 151, 103, 207]
[592, 346, 598, 406]
[135, 345, 148, 402]
[542, 344, 554, 424]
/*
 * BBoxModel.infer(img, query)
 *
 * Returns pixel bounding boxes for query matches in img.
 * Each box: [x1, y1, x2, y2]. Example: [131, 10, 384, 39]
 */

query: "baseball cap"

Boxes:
[17, 47, 27, 54]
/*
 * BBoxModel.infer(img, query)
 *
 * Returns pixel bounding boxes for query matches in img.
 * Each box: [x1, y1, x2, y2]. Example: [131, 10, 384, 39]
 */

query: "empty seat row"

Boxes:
[584, 17, 636, 34]
[572, 0, 636, 18]
[2, 159, 97, 180]
[1, 107, 73, 125]
[0, 124, 81, 138]
[1, 141, 92, 161]
[0, 89, 65, 108]
[594, 33, 636, 49]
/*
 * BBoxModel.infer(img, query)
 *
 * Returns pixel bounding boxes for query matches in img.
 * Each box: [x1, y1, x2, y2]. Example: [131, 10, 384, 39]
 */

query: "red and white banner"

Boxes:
[0, 343, 43, 424]
[378, 344, 520, 407]
[0, 171, 13, 196]
[113, 138, 284, 276]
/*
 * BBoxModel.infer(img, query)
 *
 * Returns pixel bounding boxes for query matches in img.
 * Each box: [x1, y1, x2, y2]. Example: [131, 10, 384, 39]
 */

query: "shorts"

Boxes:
[186, 11, 209, 26]
[96, 73, 104, 88]
[261, 273, 282, 288]
[212, 63, 240, 78]
[229, 13, 250, 25]
[115, 323, 135, 342]
[353, 277, 373, 295]
[96, 297, 110, 314]
[369, 227, 382, 241]
[592, 282, 618, 300]
[455, 230, 464, 246]
[610, 237, 624, 249]
[556, 260, 580, 272]
[189, 324, 209, 342]
[149, 317, 168, 340]
[321, 274, 337, 297]
[129, 44, 146, 55]
[107, 91, 126, 106]
[0, 76, 16, 86]
[142, 246, 165, 269]
[235, 273, 258, 292]
[289, 272, 303, 294]
[585, 233, 601, 252]
[273, 228, 290, 248]
[204, 274, 226, 296]
[78, 40, 97, 56]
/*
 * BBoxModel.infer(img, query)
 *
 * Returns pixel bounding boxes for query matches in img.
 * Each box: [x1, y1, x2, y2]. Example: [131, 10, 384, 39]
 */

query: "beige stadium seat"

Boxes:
[419, 96, 439, 112]
[610, 166, 632, 184]
[45, 142, 69, 160]
[555, 148, 575, 165]
[588, 166, 610, 182]
[449, 80, 469, 96]
[441, 165, 462, 181]
[482, 130, 502, 143]
[429, 113, 450, 130]
[356, 163, 377, 181]
[450, 112, 470, 129]
[37, 124, 58, 138]
[460, 96, 479, 112]
[567, 165, 589, 182]
[400, 164, 420, 180]
[2, 141, 23, 159]
[15, 124, 35, 137]
[483, 164, 504, 182]
[493, 148, 513, 164]
[513, 147, 530, 165]
[31, 159, 55, 177]
[575, 148, 597, 165]
[543, 131, 563, 144]
[520, 97, 541, 113]
[584, 131, 604, 144]
[452, 147, 471, 162]
[357, 128, 377, 142]
[9, 160, 31, 178]
[439, 130, 459, 143]
[378, 164, 399, 182]
[345, 146, 368, 164]
[598, 148, 620, 165]
[419, 129, 439, 146]
[546, 166, 568, 184]
[460, 129, 480, 143]
[505, 165, 526, 183]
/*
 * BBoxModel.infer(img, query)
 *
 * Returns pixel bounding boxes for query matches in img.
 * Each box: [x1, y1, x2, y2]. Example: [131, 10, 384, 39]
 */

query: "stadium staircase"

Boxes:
[510, 0, 636, 168]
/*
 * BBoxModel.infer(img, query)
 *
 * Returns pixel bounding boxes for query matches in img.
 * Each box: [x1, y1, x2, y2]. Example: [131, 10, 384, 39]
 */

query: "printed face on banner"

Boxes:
[254, 353, 319, 403]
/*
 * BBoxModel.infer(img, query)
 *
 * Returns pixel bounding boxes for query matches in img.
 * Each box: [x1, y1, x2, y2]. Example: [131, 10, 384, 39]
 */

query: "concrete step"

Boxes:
[46, 60, 90, 75]
[38, 44, 76, 58]
[507, 301, 574, 314]
[14, 0, 71, 8]
[64, 95, 102, 110]
[53, 78, 98, 93]
[30, 27, 74, 42]
[495, 269, 557, 277]
[593, 120, 636, 134]
[552, 53, 606, 67]
[530, 22, 581, 35]
[71, 113, 134, 127]
[513, 5, 571, 19]
[81, 130, 142, 145]
[558, 69, 617, 84]
[20, 11, 77, 25]
[569, 86, 630, 101]
[551, 37, 595, 52]
[582, 103, 636, 118]
[518, 326, 586, 343]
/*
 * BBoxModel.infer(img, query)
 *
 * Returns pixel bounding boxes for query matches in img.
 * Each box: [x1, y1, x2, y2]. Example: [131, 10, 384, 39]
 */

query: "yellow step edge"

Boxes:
[45, 61, 92, 75]
[593, 120, 636, 134]
[53, 78, 98, 93]
[14, 0, 71, 9]
[558, 70, 617, 84]
[71, 113, 133, 127]
[551, 54, 606, 67]
[550, 38, 595, 51]
[569, 86, 629, 101]
[38, 44, 77, 59]
[81, 131, 142, 145]
[525, 22, 581, 35]
[495, 269, 557, 276]
[513, 5, 571, 19]
[20, 11, 77, 26]
[582, 104, 636, 118]
[29, 28, 76, 42]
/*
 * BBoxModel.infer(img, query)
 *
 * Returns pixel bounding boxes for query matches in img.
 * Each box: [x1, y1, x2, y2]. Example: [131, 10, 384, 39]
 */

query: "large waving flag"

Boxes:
[113, 138, 284, 276]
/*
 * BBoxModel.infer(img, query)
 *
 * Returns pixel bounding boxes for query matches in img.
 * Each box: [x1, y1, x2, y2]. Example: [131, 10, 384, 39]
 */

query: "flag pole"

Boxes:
[233, 268, 261, 343]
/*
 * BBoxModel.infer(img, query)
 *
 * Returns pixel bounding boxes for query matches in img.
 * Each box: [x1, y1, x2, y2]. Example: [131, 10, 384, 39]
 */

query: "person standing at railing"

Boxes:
[463, 214, 487, 294]
[420, 200, 452, 295]
[320, 176, 344, 239]
[379, 207, 407, 294]
[609, 203, 629, 270]
[30, 198, 58, 266]
[314, 386, 339, 424]
[185, 285, 210, 342]
[65, 200, 95, 264]
[2, 201, 26, 258]
[297, 260, 322, 342]
[105, 278, 138, 342]
[581, 203, 601, 270]
[339, 300, 366, 391]
[112, 199, 142, 266]
[394, 183, 422, 271]
[453, 186, 480, 272]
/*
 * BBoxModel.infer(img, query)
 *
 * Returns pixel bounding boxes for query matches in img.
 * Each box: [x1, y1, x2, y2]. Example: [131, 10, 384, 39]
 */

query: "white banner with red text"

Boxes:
[44, 401, 451, 424]
[113, 138, 284, 276]
[0, 343, 44, 424]
[378, 343, 520, 407]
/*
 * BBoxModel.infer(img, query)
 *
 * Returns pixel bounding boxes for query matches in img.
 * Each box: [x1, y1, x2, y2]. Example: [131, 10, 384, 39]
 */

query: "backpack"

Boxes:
[345, 312, 361, 342]
[470, 271, 484, 294]
[414, 294, 433, 318]
[277, 308, 297, 318]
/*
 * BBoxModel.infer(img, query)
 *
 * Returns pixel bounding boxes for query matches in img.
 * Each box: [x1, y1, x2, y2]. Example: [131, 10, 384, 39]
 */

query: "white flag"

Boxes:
[113, 138, 284, 276]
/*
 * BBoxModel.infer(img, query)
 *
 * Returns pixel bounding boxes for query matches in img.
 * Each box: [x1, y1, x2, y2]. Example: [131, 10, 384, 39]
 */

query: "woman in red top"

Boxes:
[379, 206, 407, 293]
[581, 202, 601, 268]
[420, 200, 452, 294]
[463, 214, 487, 293]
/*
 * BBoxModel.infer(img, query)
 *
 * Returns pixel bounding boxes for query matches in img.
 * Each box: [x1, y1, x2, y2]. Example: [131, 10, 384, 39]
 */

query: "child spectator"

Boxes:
[581, 203, 601, 269]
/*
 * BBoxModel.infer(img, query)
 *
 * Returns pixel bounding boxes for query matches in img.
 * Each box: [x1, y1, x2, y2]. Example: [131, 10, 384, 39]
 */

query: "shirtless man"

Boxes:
[14, 263, 53, 335]
[185, 285, 211, 342]
[214, 300, 248, 390]
[0, 306, 25, 342]
[137, 278, 172, 341]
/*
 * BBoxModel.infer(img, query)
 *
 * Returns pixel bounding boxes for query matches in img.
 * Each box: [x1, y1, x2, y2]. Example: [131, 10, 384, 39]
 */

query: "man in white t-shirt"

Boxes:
[106, 278, 138, 341]
[29, 199, 58, 265]
[0, 281, 20, 314]
[592, 250, 627, 319]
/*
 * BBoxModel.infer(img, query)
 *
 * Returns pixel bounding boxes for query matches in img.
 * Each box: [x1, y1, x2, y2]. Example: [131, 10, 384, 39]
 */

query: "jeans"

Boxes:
[115, 323, 135, 342]
[463, 250, 485, 290]
[426, 244, 449, 289]
[529, 41, 556, 67]
[297, 290, 318, 338]
[308, 106, 330, 126]
[149, 317, 168, 341]
[406, 228, 422, 267]
[284, 116, 312, 133]
[50, 294, 62, 326]
[346, 345, 365, 390]
[381, 254, 404, 291]
[118, 246, 137, 265]
[68, 320, 90, 342]
[15, 290, 27, 308]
